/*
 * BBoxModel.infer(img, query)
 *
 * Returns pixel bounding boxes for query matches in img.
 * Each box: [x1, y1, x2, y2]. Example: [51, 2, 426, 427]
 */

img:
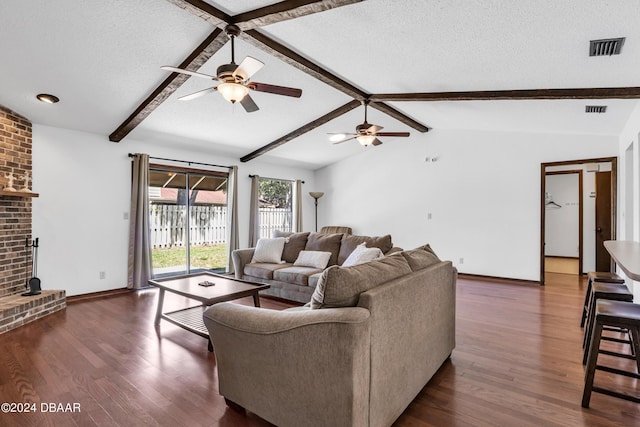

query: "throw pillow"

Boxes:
[341, 243, 384, 267]
[273, 230, 310, 263]
[400, 244, 441, 271]
[251, 237, 286, 264]
[310, 255, 412, 309]
[293, 250, 332, 269]
[337, 234, 393, 265]
[304, 232, 343, 266]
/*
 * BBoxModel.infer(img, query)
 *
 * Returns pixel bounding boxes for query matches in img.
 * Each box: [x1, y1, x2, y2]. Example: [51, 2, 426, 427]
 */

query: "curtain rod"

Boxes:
[128, 153, 232, 170]
[249, 174, 305, 184]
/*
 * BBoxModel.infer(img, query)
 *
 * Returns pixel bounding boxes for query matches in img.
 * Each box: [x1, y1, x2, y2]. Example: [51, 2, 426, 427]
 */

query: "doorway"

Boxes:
[540, 157, 617, 285]
[148, 165, 229, 278]
[544, 170, 583, 275]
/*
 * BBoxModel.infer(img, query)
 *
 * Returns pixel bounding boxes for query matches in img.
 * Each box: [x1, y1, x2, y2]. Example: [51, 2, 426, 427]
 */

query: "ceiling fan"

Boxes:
[161, 24, 302, 113]
[329, 101, 410, 146]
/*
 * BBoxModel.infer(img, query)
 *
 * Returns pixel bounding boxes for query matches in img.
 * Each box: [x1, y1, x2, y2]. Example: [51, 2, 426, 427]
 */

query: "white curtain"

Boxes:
[127, 153, 152, 289]
[293, 179, 303, 232]
[226, 166, 240, 274]
[248, 175, 260, 247]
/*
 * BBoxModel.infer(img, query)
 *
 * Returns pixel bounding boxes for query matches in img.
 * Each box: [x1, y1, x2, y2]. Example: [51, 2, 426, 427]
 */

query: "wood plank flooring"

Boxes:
[0, 273, 638, 426]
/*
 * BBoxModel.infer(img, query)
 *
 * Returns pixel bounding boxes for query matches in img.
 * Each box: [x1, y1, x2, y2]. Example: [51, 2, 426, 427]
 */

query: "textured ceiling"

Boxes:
[1, 0, 639, 170]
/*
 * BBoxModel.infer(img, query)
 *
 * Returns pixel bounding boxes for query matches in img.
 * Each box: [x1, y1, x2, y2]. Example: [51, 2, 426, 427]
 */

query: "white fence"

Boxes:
[150, 204, 292, 248]
[259, 208, 292, 239]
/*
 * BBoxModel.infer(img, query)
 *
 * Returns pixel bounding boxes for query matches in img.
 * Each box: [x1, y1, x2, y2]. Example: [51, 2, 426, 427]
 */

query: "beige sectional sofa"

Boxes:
[204, 244, 457, 427]
[232, 231, 401, 303]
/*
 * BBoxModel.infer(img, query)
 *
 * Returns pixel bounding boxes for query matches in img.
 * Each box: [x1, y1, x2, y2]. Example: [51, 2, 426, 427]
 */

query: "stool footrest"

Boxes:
[601, 336, 632, 344]
[591, 386, 640, 404]
[596, 364, 640, 379]
[598, 349, 636, 360]
[602, 326, 627, 333]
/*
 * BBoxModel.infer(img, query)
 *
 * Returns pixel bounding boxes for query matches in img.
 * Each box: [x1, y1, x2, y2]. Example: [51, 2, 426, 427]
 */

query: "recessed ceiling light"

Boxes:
[36, 94, 59, 104]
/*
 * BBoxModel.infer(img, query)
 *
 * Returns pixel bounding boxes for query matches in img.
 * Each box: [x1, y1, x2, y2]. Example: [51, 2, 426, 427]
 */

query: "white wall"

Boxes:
[32, 124, 315, 296]
[315, 128, 618, 281]
[617, 102, 640, 300]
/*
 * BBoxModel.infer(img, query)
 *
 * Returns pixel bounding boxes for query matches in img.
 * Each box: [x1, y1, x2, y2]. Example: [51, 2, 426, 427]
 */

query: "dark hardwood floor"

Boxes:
[0, 273, 638, 426]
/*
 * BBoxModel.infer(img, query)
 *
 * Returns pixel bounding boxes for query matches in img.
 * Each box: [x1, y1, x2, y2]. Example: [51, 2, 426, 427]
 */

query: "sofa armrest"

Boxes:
[203, 304, 371, 427]
[231, 248, 255, 279]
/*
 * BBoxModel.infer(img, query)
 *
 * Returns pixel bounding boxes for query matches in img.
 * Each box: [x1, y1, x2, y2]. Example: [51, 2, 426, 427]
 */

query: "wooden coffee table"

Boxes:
[148, 272, 269, 351]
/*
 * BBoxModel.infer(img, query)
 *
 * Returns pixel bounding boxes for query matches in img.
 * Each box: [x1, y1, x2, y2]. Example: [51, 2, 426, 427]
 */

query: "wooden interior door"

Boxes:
[595, 171, 612, 271]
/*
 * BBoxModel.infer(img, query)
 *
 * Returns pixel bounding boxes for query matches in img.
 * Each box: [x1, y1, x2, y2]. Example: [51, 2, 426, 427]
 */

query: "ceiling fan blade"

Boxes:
[161, 66, 216, 80]
[178, 87, 218, 101]
[375, 132, 411, 137]
[233, 56, 264, 80]
[372, 138, 383, 146]
[240, 94, 259, 113]
[248, 82, 302, 98]
[328, 132, 356, 142]
[332, 136, 357, 145]
[367, 124, 383, 134]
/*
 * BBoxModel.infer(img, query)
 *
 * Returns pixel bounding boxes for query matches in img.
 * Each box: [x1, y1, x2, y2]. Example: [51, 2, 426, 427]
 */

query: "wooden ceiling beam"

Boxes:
[241, 29, 367, 101]
[234, 0, 364, 30]
[164, 0, 230, 26]
[370, 102, 430, 133]
[370, 87, 640, 102]
[240, 100, 361, 163]
[109, 28, 228, 142]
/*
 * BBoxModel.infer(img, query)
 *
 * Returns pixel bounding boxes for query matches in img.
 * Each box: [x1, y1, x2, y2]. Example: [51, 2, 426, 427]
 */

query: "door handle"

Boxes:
[596, 227, 602, 233]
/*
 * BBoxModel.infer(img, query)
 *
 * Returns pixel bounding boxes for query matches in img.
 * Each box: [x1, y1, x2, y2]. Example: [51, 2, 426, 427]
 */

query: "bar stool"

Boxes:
[582, 300, 640, 408]
[582, 282, 634, 365]
[581, 272, 626, 327]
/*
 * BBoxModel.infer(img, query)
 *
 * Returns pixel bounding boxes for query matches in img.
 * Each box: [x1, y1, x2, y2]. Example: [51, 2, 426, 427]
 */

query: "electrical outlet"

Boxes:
[123, 212, 129, 220]
[459, 258, 464, 265]
[99, 271, 106, 280]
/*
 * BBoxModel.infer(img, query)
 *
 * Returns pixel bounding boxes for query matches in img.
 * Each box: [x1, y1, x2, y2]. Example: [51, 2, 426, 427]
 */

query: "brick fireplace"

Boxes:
[0, 105, 65, 334]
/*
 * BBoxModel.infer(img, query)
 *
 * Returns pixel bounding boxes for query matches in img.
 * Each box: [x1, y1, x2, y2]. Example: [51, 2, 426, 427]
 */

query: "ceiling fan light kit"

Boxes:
[357, 135, 376, 146]
[217, 82, 249, 103]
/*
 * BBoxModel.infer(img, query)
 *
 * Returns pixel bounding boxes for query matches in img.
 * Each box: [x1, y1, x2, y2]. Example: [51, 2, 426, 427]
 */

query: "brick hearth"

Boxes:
[0, 290, 66, 333]
[0, 105, 66, 334]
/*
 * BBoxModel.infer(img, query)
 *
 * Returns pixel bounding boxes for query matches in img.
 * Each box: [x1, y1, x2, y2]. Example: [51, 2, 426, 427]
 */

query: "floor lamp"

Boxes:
[309, 192, 324, 232]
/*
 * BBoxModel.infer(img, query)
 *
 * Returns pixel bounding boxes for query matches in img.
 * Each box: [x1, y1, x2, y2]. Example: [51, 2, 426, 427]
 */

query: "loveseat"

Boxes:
[204, 244, 457, 427]
[232, 230, 401, 303]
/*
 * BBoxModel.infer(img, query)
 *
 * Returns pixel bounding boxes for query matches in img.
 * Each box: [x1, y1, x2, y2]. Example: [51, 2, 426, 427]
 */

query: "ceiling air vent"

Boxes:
[585, 105, 607, 113]
[589, 37, 625, 56]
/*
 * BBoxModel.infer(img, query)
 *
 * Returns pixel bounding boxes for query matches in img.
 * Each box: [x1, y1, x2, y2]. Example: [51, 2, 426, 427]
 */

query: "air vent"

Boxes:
[585, 105, 607, 113]
[589, 38, 625, 56]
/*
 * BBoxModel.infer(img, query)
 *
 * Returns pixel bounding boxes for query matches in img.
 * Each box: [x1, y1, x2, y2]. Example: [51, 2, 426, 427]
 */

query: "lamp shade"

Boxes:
[217, 82, 249, 103]
[309, 192, 324, 200]
[356, 135, 375, 146]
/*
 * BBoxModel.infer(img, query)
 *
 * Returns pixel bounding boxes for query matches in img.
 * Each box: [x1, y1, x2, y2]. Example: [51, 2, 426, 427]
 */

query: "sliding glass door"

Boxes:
[148, 167, 228, 278]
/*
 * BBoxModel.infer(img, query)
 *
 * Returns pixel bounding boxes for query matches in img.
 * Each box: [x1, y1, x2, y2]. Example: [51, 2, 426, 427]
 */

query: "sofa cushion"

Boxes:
[244, 262, 293, 280]
[273, 231, 310, 263]
[342, 243, 384, 267]
[293, 250, 332, 269]
[274, 266, 324, 286]
[401, 244, 441, 272]
[251, 238, 286, 264]
[310, 255, 412, 309]
[338, 234, 393, 265]
[304, 233, 343, 266]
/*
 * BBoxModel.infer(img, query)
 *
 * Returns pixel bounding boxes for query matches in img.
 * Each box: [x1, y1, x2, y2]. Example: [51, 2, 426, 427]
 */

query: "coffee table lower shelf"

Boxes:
[161, 306, 213, 351]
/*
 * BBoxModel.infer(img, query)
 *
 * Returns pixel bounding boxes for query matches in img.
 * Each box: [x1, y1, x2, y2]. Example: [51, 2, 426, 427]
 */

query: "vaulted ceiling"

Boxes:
[1, 1, 639, 170]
